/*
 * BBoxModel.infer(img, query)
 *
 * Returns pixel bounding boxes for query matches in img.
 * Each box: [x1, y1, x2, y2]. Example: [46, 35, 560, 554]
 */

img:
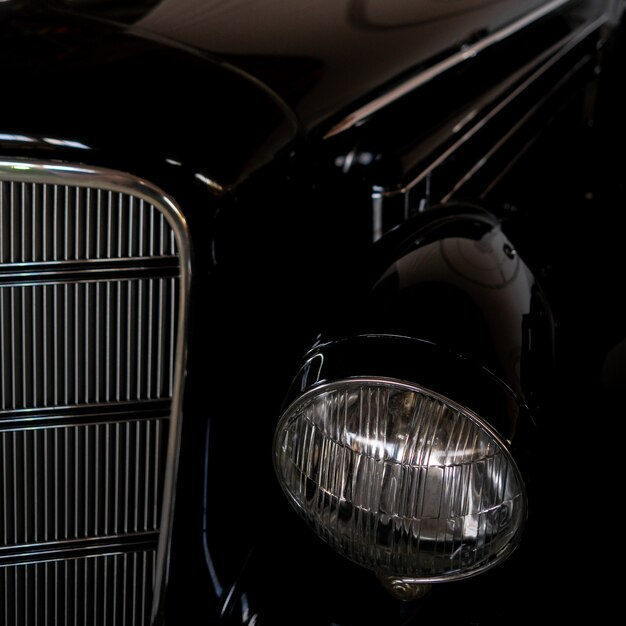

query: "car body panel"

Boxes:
[54, 0, 611, 132]
[0, 1, 624, 625]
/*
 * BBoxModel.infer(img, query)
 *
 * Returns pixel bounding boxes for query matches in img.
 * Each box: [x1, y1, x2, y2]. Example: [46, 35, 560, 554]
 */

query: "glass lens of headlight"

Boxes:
[274, 378, 526, 582]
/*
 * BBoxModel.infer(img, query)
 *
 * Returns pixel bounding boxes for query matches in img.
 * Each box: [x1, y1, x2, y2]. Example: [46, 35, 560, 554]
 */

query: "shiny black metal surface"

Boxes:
[1, 1, 624, 625]
[48, 0, 605, 134]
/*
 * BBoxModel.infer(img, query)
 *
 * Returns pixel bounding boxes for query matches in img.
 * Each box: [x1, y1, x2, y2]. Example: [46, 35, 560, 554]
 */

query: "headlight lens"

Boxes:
[273, 378, 526, 582]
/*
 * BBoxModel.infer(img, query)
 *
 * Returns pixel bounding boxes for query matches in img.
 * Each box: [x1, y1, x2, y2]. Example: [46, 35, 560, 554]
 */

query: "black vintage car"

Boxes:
[1, 1, 624, 624]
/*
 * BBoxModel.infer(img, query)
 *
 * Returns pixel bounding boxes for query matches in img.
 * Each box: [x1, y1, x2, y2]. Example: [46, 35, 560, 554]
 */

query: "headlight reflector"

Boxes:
[273, 378, 526, 582]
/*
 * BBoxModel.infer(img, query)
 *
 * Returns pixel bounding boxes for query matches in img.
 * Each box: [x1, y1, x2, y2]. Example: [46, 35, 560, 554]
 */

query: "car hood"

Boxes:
[57, 0, 558, 133]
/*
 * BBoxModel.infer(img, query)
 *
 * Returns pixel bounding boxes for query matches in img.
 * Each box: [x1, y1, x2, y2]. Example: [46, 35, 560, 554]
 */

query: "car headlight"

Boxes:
[273, 376, 526, 594]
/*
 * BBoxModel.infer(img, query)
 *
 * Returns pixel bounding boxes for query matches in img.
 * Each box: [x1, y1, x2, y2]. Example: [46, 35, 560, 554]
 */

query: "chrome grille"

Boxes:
[0, 278, 178, 410]
[0, 549, 155, 626]
[0, 419, 165, 546]
[0, 160, 190, 626]
[0, 181, 176, 263]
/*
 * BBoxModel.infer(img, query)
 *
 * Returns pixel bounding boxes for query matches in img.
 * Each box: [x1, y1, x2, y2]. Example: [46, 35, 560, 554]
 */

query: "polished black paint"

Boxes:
[49, 0, 604, 133]
[280, 205, 556, 443]
[3, 4, 301, 191]
[361, 206, 554, 409]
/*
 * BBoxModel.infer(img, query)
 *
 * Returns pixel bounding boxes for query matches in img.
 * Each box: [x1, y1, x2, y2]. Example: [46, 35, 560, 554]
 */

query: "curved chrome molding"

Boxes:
[381, 13, 608, 199]
[277, 375, 518, 457]
[0, 158, 191, 626]
[324, 0, 573, 138]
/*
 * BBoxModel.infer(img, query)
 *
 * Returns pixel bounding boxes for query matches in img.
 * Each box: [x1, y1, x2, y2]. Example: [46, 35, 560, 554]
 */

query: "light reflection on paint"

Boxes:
[0, 134, 35, 142]
[195, 172, 225, 194]
[43, 138, 91, 150]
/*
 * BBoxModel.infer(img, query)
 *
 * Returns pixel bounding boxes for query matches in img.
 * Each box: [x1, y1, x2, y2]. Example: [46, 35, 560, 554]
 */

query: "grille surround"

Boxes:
[0, 158, 191, 626]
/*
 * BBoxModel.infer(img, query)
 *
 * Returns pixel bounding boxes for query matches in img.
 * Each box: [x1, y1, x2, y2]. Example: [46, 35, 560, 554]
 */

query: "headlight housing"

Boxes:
[274, 376, 526, 586]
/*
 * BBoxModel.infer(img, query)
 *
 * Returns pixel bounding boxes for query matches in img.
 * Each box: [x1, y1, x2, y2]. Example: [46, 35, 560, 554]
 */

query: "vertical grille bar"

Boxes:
[0, 181, 180, 264]
[0, 160, 191, 626]
[0, 420, 167, 545]
[0, 550, 156, 626]
[0, 279, 179, 412]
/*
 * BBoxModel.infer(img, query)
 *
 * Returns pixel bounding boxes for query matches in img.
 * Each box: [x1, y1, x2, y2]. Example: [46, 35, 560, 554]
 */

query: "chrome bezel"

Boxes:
[274, 375, 527, 584]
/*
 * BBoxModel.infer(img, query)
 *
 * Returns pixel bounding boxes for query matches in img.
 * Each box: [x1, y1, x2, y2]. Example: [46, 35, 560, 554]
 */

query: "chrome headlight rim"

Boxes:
[273, 375, 528, 584]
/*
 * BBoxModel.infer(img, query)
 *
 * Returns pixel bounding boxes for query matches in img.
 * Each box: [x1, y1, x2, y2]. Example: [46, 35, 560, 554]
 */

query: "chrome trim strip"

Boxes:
[0, 531, 159, 562]
[0, 260, 180, 286]
[380, 14, 608, 198]
[324, 0, 573, 138]
[0, 158, 191, 626]
[0, 256, 179, 272]
[0, 398, 170, 424]
[441, 53, 593, 203]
